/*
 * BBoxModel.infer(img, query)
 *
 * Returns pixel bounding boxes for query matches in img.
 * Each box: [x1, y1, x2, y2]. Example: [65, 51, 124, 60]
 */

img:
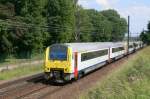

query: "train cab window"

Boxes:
[81, 49, 108, 61]
[112, 47, 124, 53]
[49, 45, 67, 61]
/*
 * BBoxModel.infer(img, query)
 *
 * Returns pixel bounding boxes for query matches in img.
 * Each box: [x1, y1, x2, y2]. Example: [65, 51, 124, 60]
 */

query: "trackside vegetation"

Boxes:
[0, 53, 44, 67]
[80, 47, 150, 99]
[140, 22, 150, 45]
[0, 0, 127, 61]
[0, 65, 42, 80]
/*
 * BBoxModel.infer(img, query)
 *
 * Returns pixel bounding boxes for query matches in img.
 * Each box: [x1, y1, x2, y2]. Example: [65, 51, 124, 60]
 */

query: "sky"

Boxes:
[78, 0, 150, 37]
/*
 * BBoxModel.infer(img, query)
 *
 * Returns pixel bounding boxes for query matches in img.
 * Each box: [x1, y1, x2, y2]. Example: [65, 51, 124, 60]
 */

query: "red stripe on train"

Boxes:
[74, 52, 78, 78]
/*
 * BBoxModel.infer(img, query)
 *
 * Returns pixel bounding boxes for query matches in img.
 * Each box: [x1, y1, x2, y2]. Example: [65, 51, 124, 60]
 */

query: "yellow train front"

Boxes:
[44, 44, 74, 82]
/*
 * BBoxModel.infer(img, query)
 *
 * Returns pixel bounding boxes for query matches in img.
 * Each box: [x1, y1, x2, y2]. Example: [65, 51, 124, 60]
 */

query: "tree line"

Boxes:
[140, 22, 150, 45]
[0, 0, 127, 58]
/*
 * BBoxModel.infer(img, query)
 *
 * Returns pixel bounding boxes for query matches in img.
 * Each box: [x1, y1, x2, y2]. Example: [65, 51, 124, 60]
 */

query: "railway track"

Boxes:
[0, 73, 45, 98]
[0, 72, 67, 99]
[0, 73, 43, 89]
[0, 48, 143, 99]
[0, 78, 64, 99]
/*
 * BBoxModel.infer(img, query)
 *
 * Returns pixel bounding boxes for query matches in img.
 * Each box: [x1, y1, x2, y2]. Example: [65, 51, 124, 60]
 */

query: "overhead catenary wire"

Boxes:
[0, 19, 141, 42]
[0, 19, 111, 33]
[0, 19, 74, 30]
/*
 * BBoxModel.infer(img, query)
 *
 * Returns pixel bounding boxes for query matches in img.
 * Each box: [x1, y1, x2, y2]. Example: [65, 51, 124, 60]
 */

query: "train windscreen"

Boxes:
[49, 45, 67, 61]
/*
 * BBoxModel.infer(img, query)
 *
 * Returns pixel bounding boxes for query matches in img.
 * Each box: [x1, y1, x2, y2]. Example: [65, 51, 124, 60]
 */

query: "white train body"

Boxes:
[44, 42, 143, 82]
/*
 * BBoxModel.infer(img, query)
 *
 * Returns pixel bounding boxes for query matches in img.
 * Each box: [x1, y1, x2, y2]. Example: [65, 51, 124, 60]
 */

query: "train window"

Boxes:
[81, 49, 108, 61]
[112, 47, 124, 53]
[133, 43, 138, 47]
[129, 45, 133, 48]
[49, 45, 67, 61]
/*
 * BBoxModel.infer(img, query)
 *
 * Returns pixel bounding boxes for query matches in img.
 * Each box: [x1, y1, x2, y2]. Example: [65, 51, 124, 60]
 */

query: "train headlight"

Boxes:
[45, 67, 50, 72]
[64, 68, 69, 73]
[65, 68, 68, 72]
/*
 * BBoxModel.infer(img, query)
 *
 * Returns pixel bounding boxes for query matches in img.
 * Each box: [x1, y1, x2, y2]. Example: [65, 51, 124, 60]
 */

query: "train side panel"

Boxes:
[77, 48, 109, 74]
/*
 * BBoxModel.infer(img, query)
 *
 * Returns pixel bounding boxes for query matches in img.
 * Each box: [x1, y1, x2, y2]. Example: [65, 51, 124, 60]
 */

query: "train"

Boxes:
[44, 41, 143, 82]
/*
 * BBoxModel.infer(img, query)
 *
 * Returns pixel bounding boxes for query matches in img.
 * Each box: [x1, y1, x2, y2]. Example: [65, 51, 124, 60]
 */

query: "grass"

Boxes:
[0, 65, 43, 80]
[0, 53, 44, 67]
[80, 47, 150, 99]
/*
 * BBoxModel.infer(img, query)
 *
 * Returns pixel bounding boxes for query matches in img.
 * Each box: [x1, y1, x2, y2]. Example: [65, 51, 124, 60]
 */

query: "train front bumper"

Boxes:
[44, 71, 74, 81]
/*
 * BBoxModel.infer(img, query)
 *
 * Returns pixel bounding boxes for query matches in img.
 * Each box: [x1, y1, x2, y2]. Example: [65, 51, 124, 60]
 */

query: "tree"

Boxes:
[0, 0, 48, 55]
[0, 3, 15, 19]
[47, 0, 75, 44]
[140, 31, 147, 44]
[0, 1, 128, 59]
[77, 7, 93, 42]
[0, 24, 12, 54]
[140, 22, 150, 45]
[147, 21, 150, 32]
[99, 20, 112, 41]
[86, 9, 113, 42]
[101, 9, 127, 41]
[15, 0, 47, 54]
[0, 3, 18, 56]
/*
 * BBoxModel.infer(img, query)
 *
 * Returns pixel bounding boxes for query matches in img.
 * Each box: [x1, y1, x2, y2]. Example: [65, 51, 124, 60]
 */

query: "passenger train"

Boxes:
[44, 42, 143, 82]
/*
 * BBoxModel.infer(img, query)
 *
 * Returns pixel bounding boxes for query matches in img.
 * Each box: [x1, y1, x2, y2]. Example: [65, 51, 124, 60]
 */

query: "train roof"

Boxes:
[63, 42, 125, 52]
[49, 41, 141, 52]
